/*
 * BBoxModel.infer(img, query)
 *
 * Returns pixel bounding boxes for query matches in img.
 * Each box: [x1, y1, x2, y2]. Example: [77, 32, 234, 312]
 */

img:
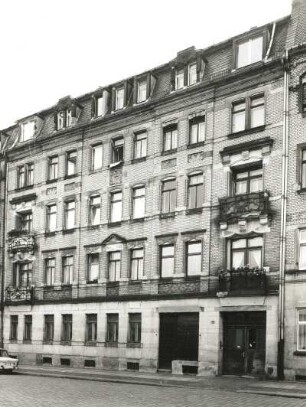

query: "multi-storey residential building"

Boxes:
[0, 0, 305, 380]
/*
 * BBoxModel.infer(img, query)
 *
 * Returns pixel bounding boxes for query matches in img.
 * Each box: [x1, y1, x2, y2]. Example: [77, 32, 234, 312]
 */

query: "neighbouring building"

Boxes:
[0, 0, 305, 380]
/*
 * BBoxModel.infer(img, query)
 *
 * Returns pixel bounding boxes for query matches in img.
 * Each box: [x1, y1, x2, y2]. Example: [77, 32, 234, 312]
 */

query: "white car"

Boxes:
[0, 349, 18, 373]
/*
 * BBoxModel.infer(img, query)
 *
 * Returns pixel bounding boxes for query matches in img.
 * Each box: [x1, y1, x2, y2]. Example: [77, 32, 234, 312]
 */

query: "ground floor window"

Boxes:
[10, 315, 18, 341]
[128, 313, 141, 344]
[44, 315, 54, 343]
[86, 314, 97, 343]
[106, 314, 119, 343]
[23, 315, 32, 343]
[62, 314, 72, 342]
[298, 309, 306, 351]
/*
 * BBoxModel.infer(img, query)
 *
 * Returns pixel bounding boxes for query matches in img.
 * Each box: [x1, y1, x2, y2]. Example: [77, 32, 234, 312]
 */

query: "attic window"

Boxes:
[57, 108, 72, 130]
[137, 79, 147, 103]
[115, 87, 124, 111]
[236, 36, 263, 69]
[175, 69, 185, 90]
[21, 121, 35, 142]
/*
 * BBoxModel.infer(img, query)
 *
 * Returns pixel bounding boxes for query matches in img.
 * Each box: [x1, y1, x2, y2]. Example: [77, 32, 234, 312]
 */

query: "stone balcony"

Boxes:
[7, 230, 36, 254]
[5, 286, 34, 303]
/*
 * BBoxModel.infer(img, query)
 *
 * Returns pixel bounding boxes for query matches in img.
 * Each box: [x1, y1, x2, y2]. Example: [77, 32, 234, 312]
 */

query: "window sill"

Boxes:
[64, 174, 78, 180]
[62, 228, 76, 234]
[159, 212, 176, 220]
[130, 217, 145, 223]
[108, 221, 122, 228]
[43, 340, 54, 345]
[107, 281, 120, 287]
[187, 141, 205, 149]
[46, 178, 58, 184]
[23, 340, 32, 344]
[297, 188, 306, 194]
[61, 284, 72, 289]
[43, 285, 55, 289]
[293, 351, 306, 356]
[86, 280, 98, 285]
[131, 157, 147, 164]
[105, 341, 118, 348]
[60, 341, 71, 346]
[9, 339, 17, 344]
[186, 207, 203, 215]
[128, 280, 142, 285]
[85, 341, 97, 347]
[45, 231, 56, 237]
[126, 342, 142, 348]
[109, 161, 123, 169]
[87, 224, 100, 230]
[228, 125, 265, 139]
[15, 185, 34, 192]
[162, 149, 177, 156]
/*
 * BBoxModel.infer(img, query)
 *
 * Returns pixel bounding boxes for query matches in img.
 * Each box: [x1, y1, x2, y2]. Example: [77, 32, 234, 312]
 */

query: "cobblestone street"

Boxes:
[0, 374, 304, 407]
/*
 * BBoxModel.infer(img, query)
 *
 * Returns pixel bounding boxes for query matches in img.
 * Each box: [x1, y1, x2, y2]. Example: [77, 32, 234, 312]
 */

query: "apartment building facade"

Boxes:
[0, 0, 305, 380]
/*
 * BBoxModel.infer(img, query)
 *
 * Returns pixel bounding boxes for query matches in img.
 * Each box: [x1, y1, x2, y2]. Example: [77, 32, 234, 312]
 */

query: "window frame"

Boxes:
[128, 313, 141, 344]
[189, 117, 205, 145]
[235, 33, 265, 69]
[108, 251, 121, 282]
[229, 236, 263, 269]
[130, 248, 144, 280]
[48, 155, 59, 181]
[160, 244, 175, 278]
[106, 313, 119, 344]
[132, 186, 145, 219]
[16, 211, 33, 233]
[20, 120, 35, 142]
[87, 253, 100, 283]
[62, 255, 74, 285]
[110, 191, 122, 223]
[23, 315, 32, 343]
[231, 94, 265, 134]
[85, 314, 97, 343]
[137, 78, 147, 103]
[46, 204, 57, 232]
[186, 241, 202, 276]
[91, 143, 103, 171]
[89, 195, 101, 226]
[45, 257, 55, 286]
[64, 200, 76, 230]
[115, 86, 125, 111]
[61, 314, 73, 343]
[10, 315, 18, 341]
[232, 164, 263, 196]
[297, 309, 306, 351]
[17, 163, 34, 189]
[111, 137, 124, 164]
[188, 173, 204, 210]
[57, 108, 72, 130]
[44, 315, 54, 343]
[299, 229, 306, 270]
[301, 149, 306, 190]
[161, 178, 176, 214]
[66, 150, 77, 177]
[163, 125, 178, 153]
[133, 131, 147, 160]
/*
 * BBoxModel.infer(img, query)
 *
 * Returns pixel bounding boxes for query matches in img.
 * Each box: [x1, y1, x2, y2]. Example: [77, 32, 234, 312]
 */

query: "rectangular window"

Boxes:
[115, 87, 124, 110]
[17, 211, 33, 232]
[62, 256, 73, 285]
[163, 125, 177, 152]
[160, 244, 175, 278]
[175, 69, 185, 90]
[237, 36, 263, 68]
[91, 144, 103, 170]
[88, 253, 99, 283]
[162, 179, 176, 213]
[46, 204, 57, 232]
[134, 132, 147, 159]
[57, 109, 72, 130]
[302, 150, 306, 189]
[66, 150, 77, 176]
[298, 309, 306, 351]
[96, 96, 103, 117]
[188, 173, 204, 209]
[299, 229, 306, 270]
[250, 95, 265, 128]
[45, 258, 55, 286]
[137, 79, 147, 103]
[128, 313, 141, 344]
[48, 156, 58, 181]
[110, 191, 122, 223]
[108, 251, 121, 282]
[89, 196, 101, 225]
[19, 263, 33, 287]
[188, 63, 197, 86]
[133, 186, 145, 219]
[23, 315, 32, 342]
[232, 101, 246, 133]
[189, 117, 205, 145]
[232, 95, 265, 133]
[86, 314, 97, 343]
[187, 242, 202, 276]
[106, 314, 118, 343]
[131, 248, 144, 280]
[233, 166, 263, 195]
[17, 163, 34, 188]
[10, 316, 18, 341]
[21, 121, 35, 142]
[44, 315, 54, 343]
[62, 314, 72, 342]
[112, 138, 124, 163]
[64, 200, 76, 229]
[231, 236, 263, 269]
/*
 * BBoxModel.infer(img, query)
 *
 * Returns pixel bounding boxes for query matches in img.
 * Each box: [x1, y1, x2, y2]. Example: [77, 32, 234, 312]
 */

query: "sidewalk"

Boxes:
[16, 365, 306, 399]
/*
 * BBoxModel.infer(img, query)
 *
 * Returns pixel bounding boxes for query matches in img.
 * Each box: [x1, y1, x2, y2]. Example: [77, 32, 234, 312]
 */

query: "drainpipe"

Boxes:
[278, 50, 289, 380]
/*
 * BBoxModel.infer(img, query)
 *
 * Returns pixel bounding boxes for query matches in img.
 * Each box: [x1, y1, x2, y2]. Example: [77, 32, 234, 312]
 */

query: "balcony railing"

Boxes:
[219, 191, 270, 222]
[7, 230, 36, 253]
[6, 286, 34, 302]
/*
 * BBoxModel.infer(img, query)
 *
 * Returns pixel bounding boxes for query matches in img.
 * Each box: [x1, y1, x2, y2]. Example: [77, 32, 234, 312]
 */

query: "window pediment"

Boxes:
[102, 233, 126, 246]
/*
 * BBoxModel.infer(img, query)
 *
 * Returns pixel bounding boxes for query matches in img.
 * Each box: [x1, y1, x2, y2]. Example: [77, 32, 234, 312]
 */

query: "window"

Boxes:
[301, 76, 306, 113]
[162, 179, 176, 213]
[86, 314, 97, 343]
[44, 315, 54, 343]
[62, 256, 73, 285]
[48, 156, 58, 181]
[106, 314, 118, 343]
[24, 315, 32, 342]
[175, 69, 185, 90]
[188, 173, 204, 209]
[301, 150, 306, 189]
[46, 204, 57, 232]
[230, 236, 263, 269]
[64, 200, 76, 229]
[87, 253, 99, 283]
[298, 309, 306, 351]
[115, 87, 124, 110]
[128, 313, 141, 344]
[21, 121, 35, 142]
[232, 95, 264, 133]
[133, 186, 145, 219]
[236, 36, 263, 68]
[131, 248, 144, 280]
[108, 251, 121, 282]
[137, 79, 147, 103]
[299, 229, 306, 270]
[57, 109, 72, 130]
[66, 151, 77, 176]
[45, 258, 55, 286]
[233, 166, 263, 195]
[134, 132, 147, 159]
[160, 244, 175, 278]
[250, 95, 265, 128]
[10, 316, 18, 341]
[188, 63, 197, 86]
[91, 144, 103, 170]
[163, 125, 177, 152]
[16, 211, 33, 232]
[189, 117, 205, 145]
[17, 163, 34, 188]
[96, 96, 103, 117]
[111, 138, 124, 164]
[14, 263, 33, 287]
[89, 196, 101, 225]
[232, 100, 246, 133]
[187, 242, 202, 276]
[110, 191, 122, 223]
[62, 314, 72, 342]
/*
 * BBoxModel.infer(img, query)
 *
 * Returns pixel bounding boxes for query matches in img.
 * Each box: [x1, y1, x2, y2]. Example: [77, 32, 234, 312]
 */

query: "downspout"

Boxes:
[278, 49, 289, 380]
[77, 129, 85, 299]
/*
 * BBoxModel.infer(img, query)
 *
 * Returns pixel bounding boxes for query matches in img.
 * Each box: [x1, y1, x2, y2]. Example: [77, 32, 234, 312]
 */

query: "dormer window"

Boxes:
[236, 36, 263, 69]
[115, 87, 124, 110]
[20, 121, 35, 142]
[137, 79, 147, 103]
[175, 69, 185, 90]
[96, 96, 103, 117]
[57, 109, 72, 130]
[188, 63, 197, 86]
[171, 52, 205, 92]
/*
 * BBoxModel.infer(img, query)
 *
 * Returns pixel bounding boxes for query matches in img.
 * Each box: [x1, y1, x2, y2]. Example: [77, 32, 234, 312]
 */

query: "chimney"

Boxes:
[286, 0, 306, 48]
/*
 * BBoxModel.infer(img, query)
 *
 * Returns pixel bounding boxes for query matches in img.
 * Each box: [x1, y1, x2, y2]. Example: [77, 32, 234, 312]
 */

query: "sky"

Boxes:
[0, 0, 292, 130]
